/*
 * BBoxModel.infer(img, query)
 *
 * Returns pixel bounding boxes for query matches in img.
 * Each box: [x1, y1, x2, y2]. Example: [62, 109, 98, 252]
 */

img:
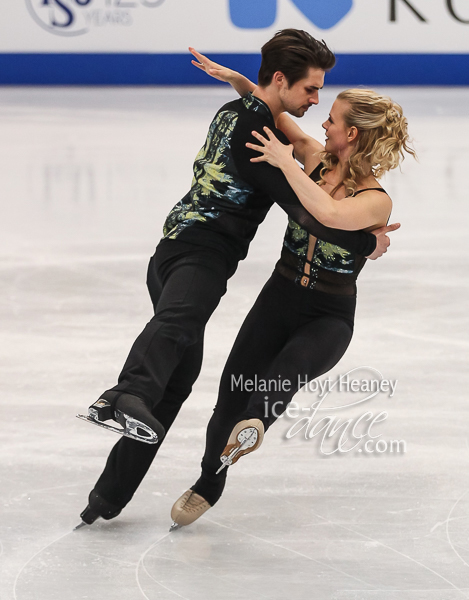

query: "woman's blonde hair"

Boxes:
[320, 88, 416, 196]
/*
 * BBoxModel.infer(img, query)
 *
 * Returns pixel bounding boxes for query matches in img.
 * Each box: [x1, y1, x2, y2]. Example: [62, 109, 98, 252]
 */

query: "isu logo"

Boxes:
[25, 0, 165, 37]
[229, 0, 354, 30]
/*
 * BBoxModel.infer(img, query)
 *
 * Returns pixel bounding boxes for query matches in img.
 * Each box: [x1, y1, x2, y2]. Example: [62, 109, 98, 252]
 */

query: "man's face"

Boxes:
[278, 67, 325, 118]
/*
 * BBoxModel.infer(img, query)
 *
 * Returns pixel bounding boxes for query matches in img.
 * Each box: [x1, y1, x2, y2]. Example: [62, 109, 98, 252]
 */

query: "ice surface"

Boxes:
[0, 86, 468, 599]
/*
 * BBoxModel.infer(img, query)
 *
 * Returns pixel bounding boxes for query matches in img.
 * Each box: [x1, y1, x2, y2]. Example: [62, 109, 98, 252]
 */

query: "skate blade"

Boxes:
[169, 521, 181, 532]
[73, 521, 88, 531]
[76, 413, 159, 445]
[215, 433, 256, 474]
[215, 462, 228, 475]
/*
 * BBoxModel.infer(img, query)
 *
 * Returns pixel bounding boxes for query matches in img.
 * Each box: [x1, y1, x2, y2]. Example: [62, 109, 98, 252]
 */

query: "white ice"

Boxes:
[0, 86, 468, 600]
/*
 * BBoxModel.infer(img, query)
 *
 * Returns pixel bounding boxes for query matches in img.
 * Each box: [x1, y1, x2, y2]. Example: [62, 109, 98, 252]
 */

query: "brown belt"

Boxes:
[274, 263, 356, 296]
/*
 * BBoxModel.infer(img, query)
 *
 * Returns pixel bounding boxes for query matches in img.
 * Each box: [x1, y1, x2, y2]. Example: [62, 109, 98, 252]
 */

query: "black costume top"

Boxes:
[162, 93, 376, 267]
[276, 163, 388, 296]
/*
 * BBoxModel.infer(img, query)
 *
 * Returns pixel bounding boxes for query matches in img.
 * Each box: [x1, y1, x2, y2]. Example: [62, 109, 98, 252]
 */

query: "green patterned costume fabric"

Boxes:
[159, 93, 376, 267]
[163, 99, 256, 241]
[283, 217, 355, 274]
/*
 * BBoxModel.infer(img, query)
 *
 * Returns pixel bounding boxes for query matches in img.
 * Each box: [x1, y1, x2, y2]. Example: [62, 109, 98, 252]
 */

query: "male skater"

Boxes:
[77, 29, 397, 526]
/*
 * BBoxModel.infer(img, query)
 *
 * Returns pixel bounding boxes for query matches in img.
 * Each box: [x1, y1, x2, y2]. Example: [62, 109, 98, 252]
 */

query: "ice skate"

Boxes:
[77, 394, 165, 445]
[74, 490, 122, 530]
[169, 490, 211, 531]
[216, 419, 264, 474]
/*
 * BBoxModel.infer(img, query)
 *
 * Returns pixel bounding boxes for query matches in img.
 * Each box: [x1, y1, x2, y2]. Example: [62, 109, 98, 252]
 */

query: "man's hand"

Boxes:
[366, 223, 401, 260]
[189, 47, 234, 83]
[189, 47, 255, 96]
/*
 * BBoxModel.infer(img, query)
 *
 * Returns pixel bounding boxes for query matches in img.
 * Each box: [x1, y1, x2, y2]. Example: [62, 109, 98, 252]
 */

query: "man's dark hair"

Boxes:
[258, 29, 335, 87]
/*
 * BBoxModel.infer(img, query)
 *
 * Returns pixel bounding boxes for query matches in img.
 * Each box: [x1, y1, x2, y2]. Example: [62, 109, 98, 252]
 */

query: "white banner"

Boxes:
[2, 0, 469, 53]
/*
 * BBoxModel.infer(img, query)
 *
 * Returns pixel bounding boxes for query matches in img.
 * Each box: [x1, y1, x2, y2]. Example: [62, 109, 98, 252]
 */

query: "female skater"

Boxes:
[170, 51, 416, 528]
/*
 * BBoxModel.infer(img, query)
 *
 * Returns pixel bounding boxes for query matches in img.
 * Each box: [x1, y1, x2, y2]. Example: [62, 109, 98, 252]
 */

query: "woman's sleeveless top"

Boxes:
[274, 163, 387, 296]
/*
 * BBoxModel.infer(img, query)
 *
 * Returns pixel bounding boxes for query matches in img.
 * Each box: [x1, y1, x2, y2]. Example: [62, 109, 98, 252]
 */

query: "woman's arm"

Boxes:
[246, 127, 391, 231]
[189, 48, 255, 97]
[276, 113, 323, 171]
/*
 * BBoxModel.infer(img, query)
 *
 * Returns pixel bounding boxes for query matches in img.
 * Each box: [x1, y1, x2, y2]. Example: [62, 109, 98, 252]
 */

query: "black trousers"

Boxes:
[193, 271, 356, 504]
[94, 239, 232, 508]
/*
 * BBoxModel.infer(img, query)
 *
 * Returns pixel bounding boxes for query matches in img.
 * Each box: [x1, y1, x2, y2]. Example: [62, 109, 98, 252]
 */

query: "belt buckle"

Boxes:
[300, 275, 309, 288]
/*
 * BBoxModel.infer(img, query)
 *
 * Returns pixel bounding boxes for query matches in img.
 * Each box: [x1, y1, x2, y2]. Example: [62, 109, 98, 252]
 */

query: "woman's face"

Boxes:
[322, 99, 353, 157]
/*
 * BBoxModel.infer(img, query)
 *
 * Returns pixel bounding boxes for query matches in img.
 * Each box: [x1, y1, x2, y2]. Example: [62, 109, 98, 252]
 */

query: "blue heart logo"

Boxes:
[229, 0, 277, 29]
[229, 0, 353, 30]
[290, 0, 353, 29]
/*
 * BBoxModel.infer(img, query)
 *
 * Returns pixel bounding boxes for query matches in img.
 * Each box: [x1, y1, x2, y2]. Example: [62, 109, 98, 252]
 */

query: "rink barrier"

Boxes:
[0, 53, 467, 85]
